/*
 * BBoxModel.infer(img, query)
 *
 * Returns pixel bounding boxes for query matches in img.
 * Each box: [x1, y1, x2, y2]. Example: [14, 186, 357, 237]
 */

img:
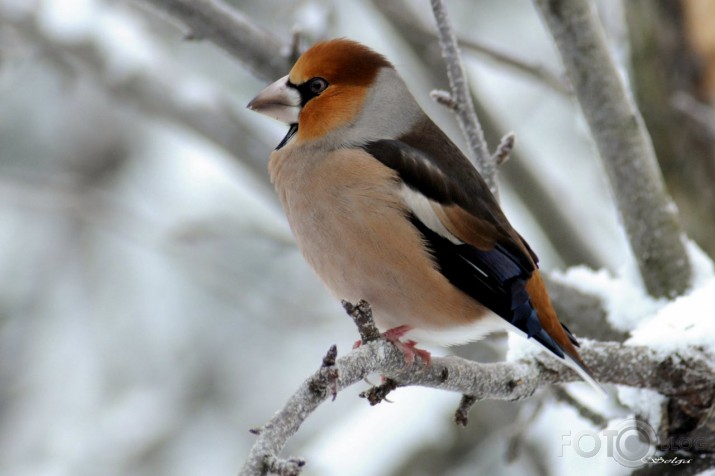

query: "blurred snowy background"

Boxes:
[1, 0, 714, 475]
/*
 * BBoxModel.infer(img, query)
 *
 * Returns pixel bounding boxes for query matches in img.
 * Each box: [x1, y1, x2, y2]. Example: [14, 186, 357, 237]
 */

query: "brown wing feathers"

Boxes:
[362, 118, 587, 367]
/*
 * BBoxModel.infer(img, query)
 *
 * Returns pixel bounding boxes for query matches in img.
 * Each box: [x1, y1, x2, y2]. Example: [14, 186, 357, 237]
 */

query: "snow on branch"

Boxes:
[532, 0, 693, 298]
[239, 300, 714, 475]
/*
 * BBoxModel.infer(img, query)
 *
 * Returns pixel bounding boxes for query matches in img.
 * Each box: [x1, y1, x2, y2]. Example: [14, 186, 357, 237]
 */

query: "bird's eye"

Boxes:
[308, 77, 328, 94]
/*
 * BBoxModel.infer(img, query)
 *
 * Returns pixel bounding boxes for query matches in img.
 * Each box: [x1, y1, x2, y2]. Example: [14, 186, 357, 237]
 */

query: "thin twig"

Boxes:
[492, 132, 516, 166]
[263, 455, 305, 476]
[429, 0, 496, 197]
[308, 345, 340, 401]
[430, 89, 458, 110]
[342, 299, 381, 343]
[359, 378, 399, 405]
[454, 394, 478, 427]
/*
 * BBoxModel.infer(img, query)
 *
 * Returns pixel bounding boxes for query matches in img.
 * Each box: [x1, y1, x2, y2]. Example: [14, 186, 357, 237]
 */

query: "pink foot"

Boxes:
[382, 325, 412, 341]
[352, 325, 410, 349]
[382, 326, 431, 368]
[353, 325, 431, 367]
[388, 339, 431, 367]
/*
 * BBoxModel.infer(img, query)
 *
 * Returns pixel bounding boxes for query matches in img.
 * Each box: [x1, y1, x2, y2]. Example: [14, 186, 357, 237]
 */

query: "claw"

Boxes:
[352, 325, 431, 367]
[382, 326, 431, 368]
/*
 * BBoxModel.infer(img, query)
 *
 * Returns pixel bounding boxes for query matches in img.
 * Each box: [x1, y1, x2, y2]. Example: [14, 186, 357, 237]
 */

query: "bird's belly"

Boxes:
[270, 147, 493, 341]
[291, 206, 501, 343]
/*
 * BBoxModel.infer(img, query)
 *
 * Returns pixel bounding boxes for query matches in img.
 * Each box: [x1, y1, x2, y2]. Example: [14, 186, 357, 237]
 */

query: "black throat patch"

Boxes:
[276, 124, 298, 150]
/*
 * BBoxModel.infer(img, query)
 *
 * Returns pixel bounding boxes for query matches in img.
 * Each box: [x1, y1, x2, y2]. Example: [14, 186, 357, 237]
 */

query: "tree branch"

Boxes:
[492, 132, 516, 166]
[532, 0, 693, 298]
[134, 0, 292, 81]
[430, 0, 497, 197]
[239, 305, 714, 475]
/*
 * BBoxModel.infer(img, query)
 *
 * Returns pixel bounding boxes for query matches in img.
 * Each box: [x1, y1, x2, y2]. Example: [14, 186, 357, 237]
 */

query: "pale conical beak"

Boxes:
[246, 75, 301, 124]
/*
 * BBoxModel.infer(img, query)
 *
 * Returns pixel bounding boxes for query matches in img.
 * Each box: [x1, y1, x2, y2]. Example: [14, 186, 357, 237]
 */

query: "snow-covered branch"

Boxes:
[532, 0, 693, 298]
[239, 301, 714, 475]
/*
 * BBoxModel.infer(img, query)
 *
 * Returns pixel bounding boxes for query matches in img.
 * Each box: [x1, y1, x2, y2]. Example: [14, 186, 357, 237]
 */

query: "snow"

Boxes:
[616, 387, 665, 432]
[550, 262, 664, 332]
[628, 276, 715, 358]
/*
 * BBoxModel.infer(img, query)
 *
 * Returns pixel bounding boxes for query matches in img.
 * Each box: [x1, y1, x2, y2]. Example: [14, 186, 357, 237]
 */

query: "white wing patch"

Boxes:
[460, 256, 489, 278]
[399, 185, 462, 245]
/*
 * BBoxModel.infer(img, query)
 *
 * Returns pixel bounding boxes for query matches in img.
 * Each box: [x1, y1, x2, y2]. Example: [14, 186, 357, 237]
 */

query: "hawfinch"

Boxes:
[248, 39, 598, 389]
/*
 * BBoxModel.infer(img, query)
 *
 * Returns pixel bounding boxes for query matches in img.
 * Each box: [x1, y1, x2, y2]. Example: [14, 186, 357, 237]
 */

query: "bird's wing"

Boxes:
[360, 121, 578, 363]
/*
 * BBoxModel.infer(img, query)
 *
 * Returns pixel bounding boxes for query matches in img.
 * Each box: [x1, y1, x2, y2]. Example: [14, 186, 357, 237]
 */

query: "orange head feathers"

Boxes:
[288, 39, 392, 88]
[248, 39, 397, 144]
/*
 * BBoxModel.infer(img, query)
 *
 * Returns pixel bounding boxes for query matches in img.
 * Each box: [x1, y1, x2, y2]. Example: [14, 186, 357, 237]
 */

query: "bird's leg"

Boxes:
[391, 338, 432, 368]
[352, 324, 410, 349]
[353, 325, 431, 367]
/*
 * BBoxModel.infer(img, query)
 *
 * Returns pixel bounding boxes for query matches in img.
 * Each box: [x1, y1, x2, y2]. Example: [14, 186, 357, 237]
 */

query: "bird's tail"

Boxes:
[563, 351, 606, 395]
[530, 325, 605, 395]
[526, 271, 605, 395]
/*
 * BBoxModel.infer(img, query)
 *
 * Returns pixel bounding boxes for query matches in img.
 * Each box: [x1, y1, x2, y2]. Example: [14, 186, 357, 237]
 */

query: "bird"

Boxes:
[247, 38, 600, 390]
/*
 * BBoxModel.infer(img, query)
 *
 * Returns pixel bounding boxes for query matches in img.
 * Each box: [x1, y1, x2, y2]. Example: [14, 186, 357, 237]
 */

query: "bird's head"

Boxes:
[248, 39, 419, 146]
